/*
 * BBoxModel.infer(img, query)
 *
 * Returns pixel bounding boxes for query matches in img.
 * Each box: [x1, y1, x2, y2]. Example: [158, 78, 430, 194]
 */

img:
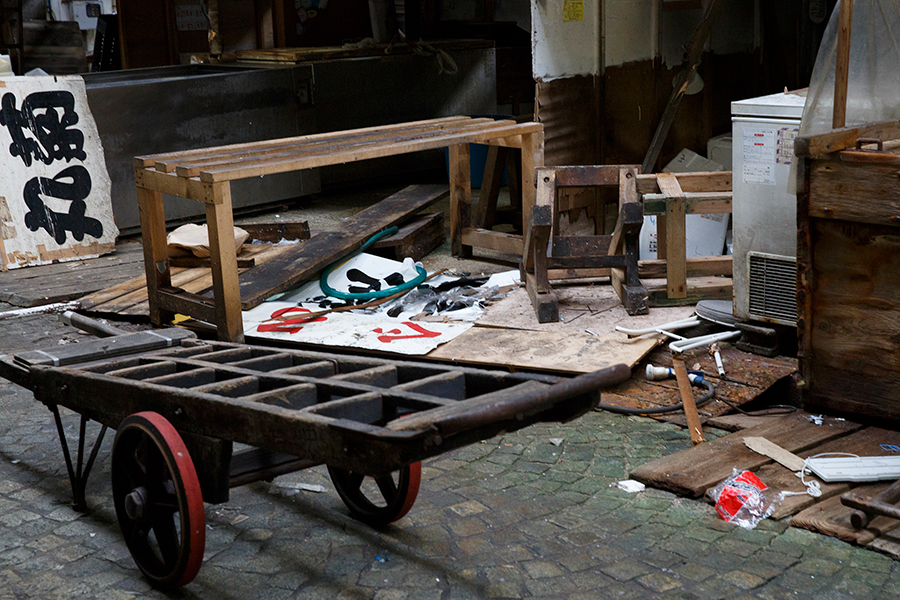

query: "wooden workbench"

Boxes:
[133, 116, 544, 342]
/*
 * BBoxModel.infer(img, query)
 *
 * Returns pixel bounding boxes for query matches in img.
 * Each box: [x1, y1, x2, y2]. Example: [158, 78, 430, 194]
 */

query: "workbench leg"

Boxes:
[137, 184, 175, 328]
[611, 167, 648, 315]
[519, 131, 543, 237]
[206, 183, 245, 343]
[449, 143, 473, 258]
[666, 196, 687, 299]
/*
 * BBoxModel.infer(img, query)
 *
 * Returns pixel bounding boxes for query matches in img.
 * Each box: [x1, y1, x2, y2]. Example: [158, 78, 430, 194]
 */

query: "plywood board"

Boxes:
[0, 76, 117, 270]
[476, 284, 695, 334]
[629, 412, 862, 497]
[428, 326, 657, 374]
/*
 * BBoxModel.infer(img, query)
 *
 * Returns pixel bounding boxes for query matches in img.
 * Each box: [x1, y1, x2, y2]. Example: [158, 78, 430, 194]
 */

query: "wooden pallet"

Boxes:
[630, 411, 900, 558]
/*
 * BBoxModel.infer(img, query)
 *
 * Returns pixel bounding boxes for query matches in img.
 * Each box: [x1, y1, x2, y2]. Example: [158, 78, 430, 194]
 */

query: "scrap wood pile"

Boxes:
[630, 410, 900, 558]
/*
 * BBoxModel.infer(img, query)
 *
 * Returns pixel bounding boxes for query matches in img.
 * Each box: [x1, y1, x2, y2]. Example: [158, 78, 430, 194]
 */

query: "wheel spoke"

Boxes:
[122, 454, 146, 489]
[151, 509, 180, 568]
[346, 471, 365, 492]
[374, 474, 398, 502]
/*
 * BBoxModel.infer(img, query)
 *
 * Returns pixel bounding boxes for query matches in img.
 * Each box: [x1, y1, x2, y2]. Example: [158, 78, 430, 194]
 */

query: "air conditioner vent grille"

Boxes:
[748, 253, 797, 325]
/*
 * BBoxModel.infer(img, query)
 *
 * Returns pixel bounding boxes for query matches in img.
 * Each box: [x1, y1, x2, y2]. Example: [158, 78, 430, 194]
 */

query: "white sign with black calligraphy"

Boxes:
[0, 76, 117, 270]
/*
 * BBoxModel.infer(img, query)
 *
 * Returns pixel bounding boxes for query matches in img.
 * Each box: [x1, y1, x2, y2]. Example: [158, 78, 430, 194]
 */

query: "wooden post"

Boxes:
[673, 356, 705, 445]
[205, 183, 244, 343]
[658, 173, 687, 299]
[520, 131, 543, 236]
[832, 0, 854, 129]
[136, 184, 175, 328]
[449, 143, 473, 258]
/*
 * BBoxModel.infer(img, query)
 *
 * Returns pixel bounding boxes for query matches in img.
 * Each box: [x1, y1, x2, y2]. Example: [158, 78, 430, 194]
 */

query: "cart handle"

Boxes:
[387, 363, 631, 437]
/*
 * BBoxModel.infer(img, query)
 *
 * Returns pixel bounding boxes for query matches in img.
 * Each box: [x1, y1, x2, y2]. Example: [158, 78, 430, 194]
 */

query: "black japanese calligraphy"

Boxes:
[23, 165, 103, 244]
[0, 91, 86, 167]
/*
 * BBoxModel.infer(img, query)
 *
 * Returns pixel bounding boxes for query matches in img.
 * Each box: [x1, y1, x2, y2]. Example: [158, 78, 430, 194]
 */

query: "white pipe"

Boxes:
[615, 316, 701, 337]
[669, 330, 741, 353]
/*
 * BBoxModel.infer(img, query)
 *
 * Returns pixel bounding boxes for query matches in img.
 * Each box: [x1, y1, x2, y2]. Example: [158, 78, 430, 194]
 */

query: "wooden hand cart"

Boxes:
[0, 324, 628, 588]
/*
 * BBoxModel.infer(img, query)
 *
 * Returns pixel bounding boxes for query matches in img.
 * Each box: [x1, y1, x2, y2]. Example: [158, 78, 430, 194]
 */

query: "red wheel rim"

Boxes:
[327, 461, 421, 526]
[111, 411, 205, 588]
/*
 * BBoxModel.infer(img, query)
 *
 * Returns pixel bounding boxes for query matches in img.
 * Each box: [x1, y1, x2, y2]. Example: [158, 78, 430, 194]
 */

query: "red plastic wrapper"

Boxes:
[711, 469, 780, 529]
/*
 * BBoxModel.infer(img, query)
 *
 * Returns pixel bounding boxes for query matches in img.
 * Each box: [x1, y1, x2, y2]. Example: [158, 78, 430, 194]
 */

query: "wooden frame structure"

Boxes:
[522, 165, 647, 322]
[795, 121, 900, 423]
[636, 171, 733, 306]
[134, 116, 543, 342]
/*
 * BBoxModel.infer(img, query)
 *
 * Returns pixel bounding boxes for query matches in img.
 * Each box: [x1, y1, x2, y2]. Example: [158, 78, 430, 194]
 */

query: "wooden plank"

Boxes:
[639, 255, 732, 279]
[673, 356, 704, 444]
[743, 437, 804, 471]
[807, 158, 900, 226]
[238, 185, 448, 311]
[792, 483, 900, 546]
[645, 277, 732, 306]
[666, 195, 687, 299]
[170, 118, 502, 177]
[196, 123, 542, 183]
[629, 412, 862, 497]
[13, 329, 195, 367]
[642, 194, 732, 216]
[0, 252, 147, 306]
[135, 116, 474, 169]
[656, 172, 685, 199]
[240, 221, 311, 243]
[367, 213, 445, 261]
[552, 165, 630, 188]
[449, 144, 473, 258]
[706, 414, 773, 431]
[205, 183, 244, 342]
[636, 171, 732, 194]
[795, 120, 900, 157]
[428, 326, 657, 374]
[460, 229, 523, 255]
[832, 0, 854, 129]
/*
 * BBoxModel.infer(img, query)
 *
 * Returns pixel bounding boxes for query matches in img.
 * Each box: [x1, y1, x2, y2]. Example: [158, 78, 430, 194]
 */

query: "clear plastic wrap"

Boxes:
[800, 0, 900, 137]
[710, 469, 782, 530]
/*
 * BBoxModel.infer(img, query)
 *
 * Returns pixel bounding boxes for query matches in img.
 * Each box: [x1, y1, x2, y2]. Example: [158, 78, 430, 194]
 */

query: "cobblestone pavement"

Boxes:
[1, 311, 898, 600]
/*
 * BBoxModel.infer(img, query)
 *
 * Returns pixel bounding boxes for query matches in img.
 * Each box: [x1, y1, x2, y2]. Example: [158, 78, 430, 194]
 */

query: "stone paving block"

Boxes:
[722, 569, 769, 590]
[599, 558, 654, 582]
[637, 570, 684, 592]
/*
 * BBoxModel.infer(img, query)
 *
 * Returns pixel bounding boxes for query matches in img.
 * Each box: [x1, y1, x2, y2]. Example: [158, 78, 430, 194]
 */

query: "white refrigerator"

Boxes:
[731, 90, 806, 326]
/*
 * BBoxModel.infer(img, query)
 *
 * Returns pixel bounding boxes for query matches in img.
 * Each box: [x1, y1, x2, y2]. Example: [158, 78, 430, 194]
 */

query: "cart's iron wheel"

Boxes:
[111, 411, 205, 589]
[327, 462, 421, 526]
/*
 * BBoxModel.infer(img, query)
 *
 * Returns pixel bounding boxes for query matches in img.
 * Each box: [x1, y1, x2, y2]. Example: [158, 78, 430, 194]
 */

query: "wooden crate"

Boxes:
[795, 124, 900, 423]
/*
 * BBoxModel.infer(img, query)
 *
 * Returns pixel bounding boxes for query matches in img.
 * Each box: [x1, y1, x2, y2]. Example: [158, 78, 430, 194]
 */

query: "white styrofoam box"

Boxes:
[662, 148, 726, 174]
[707, 133, 733, 170]
[639, 213, 730, 260]
[639, 148, 729, 260]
